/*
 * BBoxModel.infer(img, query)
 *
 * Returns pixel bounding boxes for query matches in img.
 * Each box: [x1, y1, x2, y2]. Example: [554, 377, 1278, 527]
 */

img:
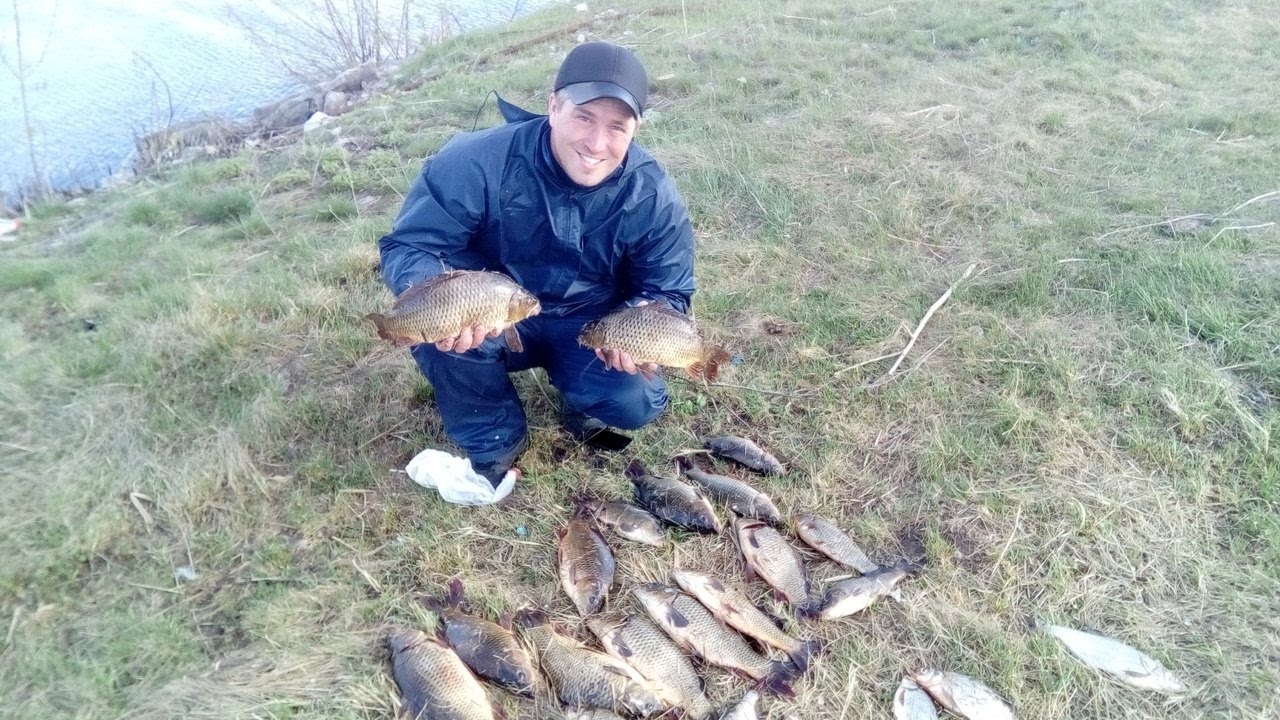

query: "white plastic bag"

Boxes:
[405, 448, 518, 506]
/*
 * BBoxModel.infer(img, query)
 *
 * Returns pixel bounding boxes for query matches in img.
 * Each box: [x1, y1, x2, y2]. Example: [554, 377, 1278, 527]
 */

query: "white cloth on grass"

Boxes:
[405, 448, 517, 506]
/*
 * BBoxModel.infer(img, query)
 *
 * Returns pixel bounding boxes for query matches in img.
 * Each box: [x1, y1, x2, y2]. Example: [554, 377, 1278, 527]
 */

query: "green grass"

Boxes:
[2, 0, 1278, 718]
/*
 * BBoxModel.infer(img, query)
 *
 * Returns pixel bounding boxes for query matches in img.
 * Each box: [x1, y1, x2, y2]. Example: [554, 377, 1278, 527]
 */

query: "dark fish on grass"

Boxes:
[627, 460, 722, 534]
[517, 610, 663, 717]
[587, 612, 715, 719]
[387, 626, 497, 720]
[793, 513, 879, 574]
[632, 583, 795, 697]
[734, 517, 818, 617]
[577, 304, 730, 381]
[819, 560, 918, 620]
[675, 457, 783, 524]
[366, 270, 541, 351]
[419, 578, 537, 697]
[705, 436, 785, 474]
[558, 510, 616, 616]
[578, 498, 665, 547]
[671, 569, 820, 672]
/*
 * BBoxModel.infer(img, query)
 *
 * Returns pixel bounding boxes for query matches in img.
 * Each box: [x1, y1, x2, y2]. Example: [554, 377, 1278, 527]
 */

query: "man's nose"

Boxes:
[585, 125, 608, 152]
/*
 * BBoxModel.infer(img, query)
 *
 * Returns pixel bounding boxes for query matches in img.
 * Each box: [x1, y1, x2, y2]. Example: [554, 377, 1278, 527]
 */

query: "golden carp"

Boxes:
[558, 511, 615, 616]
[893, 677, 940, 720]
[586, 613, 715, 719]
[386, 626, 497, 720]
[911, 669, 1016, 720]
[579, 498, 665, 547]
[1033, 620, 1186, 694]
[419, 578, 537, 697]
[517, 610, 663, 717]
[626, 460, 721, 534]
[365, 270, 541, 351]
[818, 560, 917, 620]
[671, 569, 819, 672]
[733, 517, 817, 617]
[632, 583, 794, 696]
[793, 512, 879, 574]
[577, 304, 729, 381]
[705, 436, 785, 474]
[675, 457, 782, 524]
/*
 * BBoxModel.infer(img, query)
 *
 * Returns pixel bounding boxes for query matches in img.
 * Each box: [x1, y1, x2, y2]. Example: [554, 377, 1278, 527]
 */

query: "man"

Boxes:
[378, 42, 696, 489]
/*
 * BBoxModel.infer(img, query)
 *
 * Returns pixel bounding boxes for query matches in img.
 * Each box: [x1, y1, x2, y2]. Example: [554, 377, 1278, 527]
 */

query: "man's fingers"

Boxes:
[618, 351, 638, 375]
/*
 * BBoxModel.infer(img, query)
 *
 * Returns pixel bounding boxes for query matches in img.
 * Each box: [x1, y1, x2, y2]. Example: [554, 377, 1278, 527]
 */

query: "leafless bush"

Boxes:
[226, 0, 453, 83]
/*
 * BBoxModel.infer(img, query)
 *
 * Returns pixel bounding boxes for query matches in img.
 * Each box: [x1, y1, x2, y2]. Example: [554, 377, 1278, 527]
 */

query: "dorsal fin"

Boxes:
[638, 303, 691, 321]
[390, 271, 466, 310]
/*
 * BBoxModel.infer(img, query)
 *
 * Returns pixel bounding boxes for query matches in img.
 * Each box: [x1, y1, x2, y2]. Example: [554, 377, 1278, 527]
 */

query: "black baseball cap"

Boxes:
[554, 42, 648, 118]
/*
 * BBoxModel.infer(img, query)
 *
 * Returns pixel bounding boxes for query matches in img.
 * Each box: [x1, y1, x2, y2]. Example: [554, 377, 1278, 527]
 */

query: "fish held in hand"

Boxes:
[719, 690, 761, 720]
[1034, 620, 1187, 694]
[671, 569, 820, 672]
[419, 578, 537, 697]
[793, 512, 879, 574]
[627, 460, 722, 534]
[819, 560, 918, 620]
[911, 669, 1015, 720]
[632, 583, 795, 697]
[366, 270, 541, 351]
[578, 497, 665, 547]
[893, 677, 940, 720]
[675, 457, 782, 524]
[558, 511, 616, 616]
[387, 626, 497, 720]
[587, 613, 715, 719]
[517, 610, 664, 717]
[705, 436, 785, 474]
[734, 517, 817, 617]
[577, 304, 730, 381]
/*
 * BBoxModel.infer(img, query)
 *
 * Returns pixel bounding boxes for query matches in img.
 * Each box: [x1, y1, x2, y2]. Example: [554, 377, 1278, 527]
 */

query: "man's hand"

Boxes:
[595, 348, 660, 377]
[436, 324, 502, 353]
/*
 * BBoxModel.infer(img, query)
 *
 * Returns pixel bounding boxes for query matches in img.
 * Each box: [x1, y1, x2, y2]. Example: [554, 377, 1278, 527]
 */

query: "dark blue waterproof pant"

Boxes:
[410, 315, 668, 466]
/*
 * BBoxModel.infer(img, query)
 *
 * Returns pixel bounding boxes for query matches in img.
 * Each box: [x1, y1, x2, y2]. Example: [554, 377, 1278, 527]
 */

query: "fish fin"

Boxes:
[666, 606, 690, 629]
[610, 636, 635, 658]
[643, 303, 690, 319]
[640, 366, 658, 382]
[497, 612, 513, 631]
[363, 313, 391, 341]
[759, 662, 797, 698]
[789, 639, 822, 672]
[674, 455, 694, 473]
[446, 577, 465, 609]
[795, 596, 822, 620]
[701, 346, 731, 382]
[389, 273, 451, 310]
[503, 325, 524, 353]
[747, 533, 761, 549]
[418, 593, 443, 613]
[513, 608, 548, 628]
[743, 562, 758, 583]
[888, 588, 903, 603]
[626, 459, 648, 479]
[393, 336, 417, 347]
[685, 362, 704, 381]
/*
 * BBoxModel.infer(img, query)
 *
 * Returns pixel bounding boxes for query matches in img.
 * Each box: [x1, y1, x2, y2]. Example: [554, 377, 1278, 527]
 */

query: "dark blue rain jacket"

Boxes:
[378, 98, 695, 318]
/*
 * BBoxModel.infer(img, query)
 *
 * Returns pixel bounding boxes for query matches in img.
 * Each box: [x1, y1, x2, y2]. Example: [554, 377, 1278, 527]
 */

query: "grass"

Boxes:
[2, 0, 1278, 718]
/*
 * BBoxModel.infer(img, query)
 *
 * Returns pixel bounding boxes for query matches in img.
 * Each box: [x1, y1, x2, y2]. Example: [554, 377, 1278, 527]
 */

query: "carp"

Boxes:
[366, 270, 540, 351]
[557, 510, 616, 616]
[704, 436, 785, 474]
[793, 512, 879, 574]
[419, 579, 537, 696]
[627, 460, 721, 534]
[675, 457, 782, 524]
[386, 626, 497, 720]
[577, 304, 729, 381]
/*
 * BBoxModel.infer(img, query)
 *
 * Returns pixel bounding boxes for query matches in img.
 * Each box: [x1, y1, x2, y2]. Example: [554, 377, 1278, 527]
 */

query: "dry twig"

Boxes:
[870, 263, 977, 386]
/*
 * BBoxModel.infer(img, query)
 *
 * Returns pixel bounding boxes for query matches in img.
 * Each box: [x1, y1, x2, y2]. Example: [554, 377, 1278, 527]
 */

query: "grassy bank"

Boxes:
[2, 0, 1277, 717]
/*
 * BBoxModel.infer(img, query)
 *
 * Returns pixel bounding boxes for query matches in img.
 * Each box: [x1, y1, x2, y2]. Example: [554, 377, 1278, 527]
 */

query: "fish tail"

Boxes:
[513, 607, 549, 628]
[446, 577, 465, 608]
[674, 455, 695, 473]
[760, 661, 797, 698]
[701, 345, 731, 382]
[625, 459, 649, 479]
[363, 313, 391, 341]
[796, 595, 823, 620]
[788, 638, 823, 673]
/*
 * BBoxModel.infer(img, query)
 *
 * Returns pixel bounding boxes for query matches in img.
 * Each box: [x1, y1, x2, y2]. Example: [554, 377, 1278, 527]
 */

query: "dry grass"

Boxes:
[2, 0, 1279, 718]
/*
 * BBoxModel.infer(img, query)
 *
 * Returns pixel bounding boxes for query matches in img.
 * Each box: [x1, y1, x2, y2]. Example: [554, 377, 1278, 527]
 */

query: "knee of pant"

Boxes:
[590, 383, 667, 430]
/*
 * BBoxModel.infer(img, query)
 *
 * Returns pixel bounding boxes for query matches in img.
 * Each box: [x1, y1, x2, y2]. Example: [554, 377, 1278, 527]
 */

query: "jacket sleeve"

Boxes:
[377, 144, 489, 296]
[624, 185, 696, 314]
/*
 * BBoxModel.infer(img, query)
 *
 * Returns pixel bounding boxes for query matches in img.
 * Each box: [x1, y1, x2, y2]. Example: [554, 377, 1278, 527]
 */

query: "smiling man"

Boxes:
[377, 42, 695, 498]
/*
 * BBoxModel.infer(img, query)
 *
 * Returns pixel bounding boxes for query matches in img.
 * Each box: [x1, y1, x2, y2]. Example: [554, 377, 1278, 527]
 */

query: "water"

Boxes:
[0, 0, 561, 206]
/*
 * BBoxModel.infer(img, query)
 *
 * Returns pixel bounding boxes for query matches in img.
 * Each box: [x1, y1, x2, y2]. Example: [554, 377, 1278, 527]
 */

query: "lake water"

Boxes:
[0, 0, 561, 206]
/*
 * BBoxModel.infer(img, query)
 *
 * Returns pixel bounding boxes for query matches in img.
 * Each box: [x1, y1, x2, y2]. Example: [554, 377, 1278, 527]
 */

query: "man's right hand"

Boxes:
[436, 324, 501, 353]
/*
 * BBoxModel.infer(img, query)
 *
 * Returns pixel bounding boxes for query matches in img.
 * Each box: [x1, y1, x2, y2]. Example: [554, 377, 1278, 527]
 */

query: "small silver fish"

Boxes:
[1035, 620, 1187, 694]
[893, 677, 939, 720]
[818, 560, 917, 620]
[719, 690, 761, 720]
[579, 498, 665, 547]
[705, 435, 785, 474]
[911, 669, 1015, 720]
[793, 512, 879, 574]
[675, 457, 783, 524]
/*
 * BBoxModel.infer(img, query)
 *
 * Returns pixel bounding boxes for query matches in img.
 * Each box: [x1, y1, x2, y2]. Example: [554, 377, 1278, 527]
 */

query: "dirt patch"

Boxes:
[896, 521, 927, 561]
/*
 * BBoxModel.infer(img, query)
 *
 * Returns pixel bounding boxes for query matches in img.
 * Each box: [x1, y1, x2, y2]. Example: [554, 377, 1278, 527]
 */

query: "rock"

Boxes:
[327, 62, 378, 93]
[322, 90, 350, 116]
[255, 95, 318, 133]
[303, 111, 336, 133]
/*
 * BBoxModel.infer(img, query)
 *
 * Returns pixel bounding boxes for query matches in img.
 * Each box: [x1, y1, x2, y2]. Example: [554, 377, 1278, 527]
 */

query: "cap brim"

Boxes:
[560, 81, 642, 118]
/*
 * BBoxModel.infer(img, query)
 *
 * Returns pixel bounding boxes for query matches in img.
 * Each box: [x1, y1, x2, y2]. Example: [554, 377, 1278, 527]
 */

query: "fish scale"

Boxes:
[587, 613, 715, 719]
[365, 270, 540, 350]
[421, 579, 537, 697]
[794, 513, 879, 574]
[577, 304, 729, 380]
[558, 516, 615, 616]
[387, 627, 497, 720]
[521, 619, 664, 717]
[735, 517, 815, 615]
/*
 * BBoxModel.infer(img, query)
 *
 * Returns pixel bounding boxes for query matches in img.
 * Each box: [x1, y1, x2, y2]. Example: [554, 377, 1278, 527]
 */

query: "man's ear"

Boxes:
[547, 92, 559, 116]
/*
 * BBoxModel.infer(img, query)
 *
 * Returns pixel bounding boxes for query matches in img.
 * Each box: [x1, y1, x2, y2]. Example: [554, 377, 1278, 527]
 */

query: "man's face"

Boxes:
[547, 93, 638, 187]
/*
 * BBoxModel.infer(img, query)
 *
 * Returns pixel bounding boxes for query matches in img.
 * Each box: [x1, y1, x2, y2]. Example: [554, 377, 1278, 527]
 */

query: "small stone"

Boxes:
[175, 565, 199, 583]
